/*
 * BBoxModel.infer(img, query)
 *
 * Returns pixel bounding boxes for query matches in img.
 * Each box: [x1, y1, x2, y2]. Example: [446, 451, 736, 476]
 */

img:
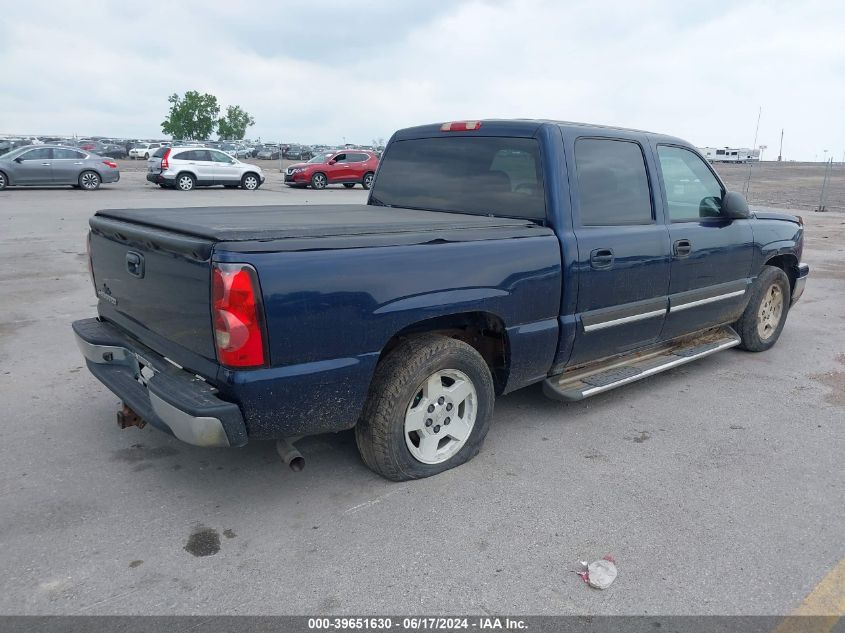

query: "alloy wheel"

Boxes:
[404, 369, 477, 465]
[757, 283, 783, 340]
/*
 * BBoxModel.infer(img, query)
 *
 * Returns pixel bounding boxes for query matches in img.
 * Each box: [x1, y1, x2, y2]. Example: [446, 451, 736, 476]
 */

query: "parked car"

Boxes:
[0, 145, 119, 190]
[145, 146, 265, 191]
[129, 143, 163, 160]
[284, 149, 379, 189]
[256, 145, 280, 160]
[95, 143, 128, 159]
[73, 119, 808, 480]
[283, 144, 312, 160]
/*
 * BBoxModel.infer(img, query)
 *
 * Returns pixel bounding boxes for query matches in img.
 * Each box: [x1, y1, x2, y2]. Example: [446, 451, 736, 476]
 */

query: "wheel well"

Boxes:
[242, 171, 259, 181]
[379, 312, 509, 394]
[764, 254, 798, 292]
[0, 169, 9, 183]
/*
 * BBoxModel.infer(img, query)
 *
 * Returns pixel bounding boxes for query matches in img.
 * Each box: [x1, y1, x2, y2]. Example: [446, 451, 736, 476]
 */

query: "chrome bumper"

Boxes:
[72, 318, 246, 447]
[792, 262, 810, 305]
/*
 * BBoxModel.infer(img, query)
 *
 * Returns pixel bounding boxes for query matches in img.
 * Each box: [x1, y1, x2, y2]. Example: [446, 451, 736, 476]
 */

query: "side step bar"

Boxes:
[543, 326, 741, 402]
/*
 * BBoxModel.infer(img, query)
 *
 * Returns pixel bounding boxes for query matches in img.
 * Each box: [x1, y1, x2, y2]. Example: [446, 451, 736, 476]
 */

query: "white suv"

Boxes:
[146, 147, 265, 191]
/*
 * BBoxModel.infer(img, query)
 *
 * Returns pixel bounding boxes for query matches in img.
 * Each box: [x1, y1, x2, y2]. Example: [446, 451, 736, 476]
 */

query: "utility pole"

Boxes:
[743, 106, 762, 197]
[777, 129, 783, 162]
[816, 158, 833, 212]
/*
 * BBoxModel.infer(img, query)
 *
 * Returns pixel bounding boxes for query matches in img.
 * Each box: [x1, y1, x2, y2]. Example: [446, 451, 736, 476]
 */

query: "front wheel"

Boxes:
[143, 153, 150, 160]
[362, 172, 374, 190]
[78, 171, 101, 190]
[311, 172, 327, 189]
[241, 173, 260, 190]
[355, 334, 495, 481]
[0, 171, 7, 190]
[735, 265, 791, 352]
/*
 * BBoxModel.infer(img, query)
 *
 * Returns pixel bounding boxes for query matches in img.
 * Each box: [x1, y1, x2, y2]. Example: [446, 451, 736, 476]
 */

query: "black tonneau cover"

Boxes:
[95, 204, 540, 242]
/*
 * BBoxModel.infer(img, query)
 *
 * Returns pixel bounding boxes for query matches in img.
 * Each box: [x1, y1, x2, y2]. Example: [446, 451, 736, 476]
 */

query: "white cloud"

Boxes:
[1, 0, 842, 160]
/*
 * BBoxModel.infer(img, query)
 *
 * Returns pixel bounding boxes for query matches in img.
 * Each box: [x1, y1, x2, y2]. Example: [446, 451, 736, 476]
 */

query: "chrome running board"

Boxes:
[543, 326, 741, 402]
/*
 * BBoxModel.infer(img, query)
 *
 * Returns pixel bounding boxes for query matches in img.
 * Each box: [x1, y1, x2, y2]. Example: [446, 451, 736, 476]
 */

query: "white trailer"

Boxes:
[698, 147, 761, 163]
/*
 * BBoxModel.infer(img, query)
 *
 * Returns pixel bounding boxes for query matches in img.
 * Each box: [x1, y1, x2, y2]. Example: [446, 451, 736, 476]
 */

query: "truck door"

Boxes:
[653, 144, 754, 339]
[567, 135, 671, 366]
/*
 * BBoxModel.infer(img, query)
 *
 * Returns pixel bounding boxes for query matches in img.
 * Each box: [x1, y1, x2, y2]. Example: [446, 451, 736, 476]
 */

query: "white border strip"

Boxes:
[670, 289, 746, 313]
[583, 308, 666, 333]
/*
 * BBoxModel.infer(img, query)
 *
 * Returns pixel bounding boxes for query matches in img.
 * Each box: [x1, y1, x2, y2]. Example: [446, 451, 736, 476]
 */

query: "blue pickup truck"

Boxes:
[73, 119, 809, 480]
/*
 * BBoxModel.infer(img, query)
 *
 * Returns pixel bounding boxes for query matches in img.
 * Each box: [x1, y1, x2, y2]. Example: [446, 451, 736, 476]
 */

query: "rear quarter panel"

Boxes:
[215, 235, 562, 438]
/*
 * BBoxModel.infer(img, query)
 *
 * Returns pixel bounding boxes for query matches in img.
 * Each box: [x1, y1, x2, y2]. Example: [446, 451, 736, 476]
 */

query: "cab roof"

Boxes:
[392, 119, 691, 147]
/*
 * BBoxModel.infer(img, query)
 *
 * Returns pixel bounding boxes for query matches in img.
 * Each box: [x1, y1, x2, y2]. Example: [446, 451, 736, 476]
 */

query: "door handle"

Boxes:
[590, 248, 614, 269]
[41, 162, 51, 166]
[673, 239, 692, 258]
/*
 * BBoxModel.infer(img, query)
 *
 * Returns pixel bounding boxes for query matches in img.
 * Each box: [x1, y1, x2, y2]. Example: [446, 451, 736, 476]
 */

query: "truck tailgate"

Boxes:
[89, 215, 216, 363]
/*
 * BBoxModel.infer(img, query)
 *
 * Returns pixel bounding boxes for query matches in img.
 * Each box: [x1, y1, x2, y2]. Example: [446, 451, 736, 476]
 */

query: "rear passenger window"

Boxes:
[575, 138, 653, 225]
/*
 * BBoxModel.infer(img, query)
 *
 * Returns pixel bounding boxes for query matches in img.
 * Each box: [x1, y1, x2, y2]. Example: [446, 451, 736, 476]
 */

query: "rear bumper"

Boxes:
[146, 172, 171, 185]
[72, 318, 246, 447]
[792, 262, 810, 305]
[102, 171, 120, 184]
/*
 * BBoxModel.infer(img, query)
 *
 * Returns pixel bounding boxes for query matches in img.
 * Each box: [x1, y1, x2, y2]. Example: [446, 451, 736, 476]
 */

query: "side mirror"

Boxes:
[328, 160, 337, 165]
[721, 191, 750, 219]
[14, 157, 24, 163]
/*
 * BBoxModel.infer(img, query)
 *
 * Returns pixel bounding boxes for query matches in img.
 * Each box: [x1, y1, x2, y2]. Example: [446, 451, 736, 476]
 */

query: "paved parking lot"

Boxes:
[0, 170, 843, 615]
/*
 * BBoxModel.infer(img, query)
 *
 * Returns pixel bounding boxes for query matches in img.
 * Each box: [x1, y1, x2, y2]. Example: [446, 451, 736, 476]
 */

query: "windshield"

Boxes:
[370, 136, 546, 220]
[308, 152, 333, 164]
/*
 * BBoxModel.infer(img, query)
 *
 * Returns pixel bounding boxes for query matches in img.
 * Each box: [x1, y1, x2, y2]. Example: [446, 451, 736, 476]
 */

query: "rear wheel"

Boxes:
[343, 183, 355, 189]
[362, 172, 374, 190]
[78, 171, 101, 190]
[176, 173, 195, 191]
[355, 334, 495, 481]
[735, 265, 791, 352]
[241, 173, 260, 190]
[311, 172, 327, 189]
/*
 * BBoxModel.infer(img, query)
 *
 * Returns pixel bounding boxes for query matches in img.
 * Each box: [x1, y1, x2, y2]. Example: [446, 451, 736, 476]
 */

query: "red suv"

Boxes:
[284, 149, 379, 190]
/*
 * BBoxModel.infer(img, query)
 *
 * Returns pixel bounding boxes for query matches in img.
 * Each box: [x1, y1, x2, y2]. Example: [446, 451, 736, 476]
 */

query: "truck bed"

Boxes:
[95, 204, 545, 243]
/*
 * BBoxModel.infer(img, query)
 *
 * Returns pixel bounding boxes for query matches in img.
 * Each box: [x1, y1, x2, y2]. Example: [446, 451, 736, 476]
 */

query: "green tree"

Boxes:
[160, 91, 220, 140]
[217, 105, 256, 140]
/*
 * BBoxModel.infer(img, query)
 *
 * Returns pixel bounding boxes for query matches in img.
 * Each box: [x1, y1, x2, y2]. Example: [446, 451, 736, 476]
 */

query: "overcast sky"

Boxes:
[1, 0, 843, 160]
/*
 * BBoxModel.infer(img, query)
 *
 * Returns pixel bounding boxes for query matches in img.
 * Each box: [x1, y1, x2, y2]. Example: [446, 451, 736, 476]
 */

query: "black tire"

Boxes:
[734, 265, 791, 352]
[78, 171, 101, 190]
[310, 172, 327, 189]
[175, 172, 195, 191]
[241, 172, 261, 190]
[343, 183, 355, 189]
[362, 171, 374, 190]
[143, 153, 150, 160]
[355, 334, 495, 481]
[0, 171, 8, 190]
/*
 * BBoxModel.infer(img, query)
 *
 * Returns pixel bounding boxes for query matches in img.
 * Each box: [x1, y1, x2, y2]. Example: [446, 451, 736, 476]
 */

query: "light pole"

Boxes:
[759, 144, 767, 161]
[777, 129, 783, 162]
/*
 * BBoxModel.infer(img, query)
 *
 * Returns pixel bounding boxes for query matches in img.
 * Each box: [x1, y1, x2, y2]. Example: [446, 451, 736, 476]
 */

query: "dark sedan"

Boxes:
[0, 145, 120, 190]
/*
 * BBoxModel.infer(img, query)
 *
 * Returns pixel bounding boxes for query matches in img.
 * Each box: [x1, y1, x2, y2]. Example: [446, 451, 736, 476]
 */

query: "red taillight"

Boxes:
[212, 263, 266, 368]
[440, 121, 482, 132]
[102, 160, 118, 169]
[161, 148, 171, 169]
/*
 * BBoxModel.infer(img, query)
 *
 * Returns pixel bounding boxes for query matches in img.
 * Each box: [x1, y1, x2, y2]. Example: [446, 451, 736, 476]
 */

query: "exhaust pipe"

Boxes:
[117, 403, 146, 429]
[276, 438, 305, 472]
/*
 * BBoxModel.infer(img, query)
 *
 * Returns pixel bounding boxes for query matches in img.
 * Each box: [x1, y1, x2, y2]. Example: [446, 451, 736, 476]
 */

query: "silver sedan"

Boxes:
[0, 145, 120, 190]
